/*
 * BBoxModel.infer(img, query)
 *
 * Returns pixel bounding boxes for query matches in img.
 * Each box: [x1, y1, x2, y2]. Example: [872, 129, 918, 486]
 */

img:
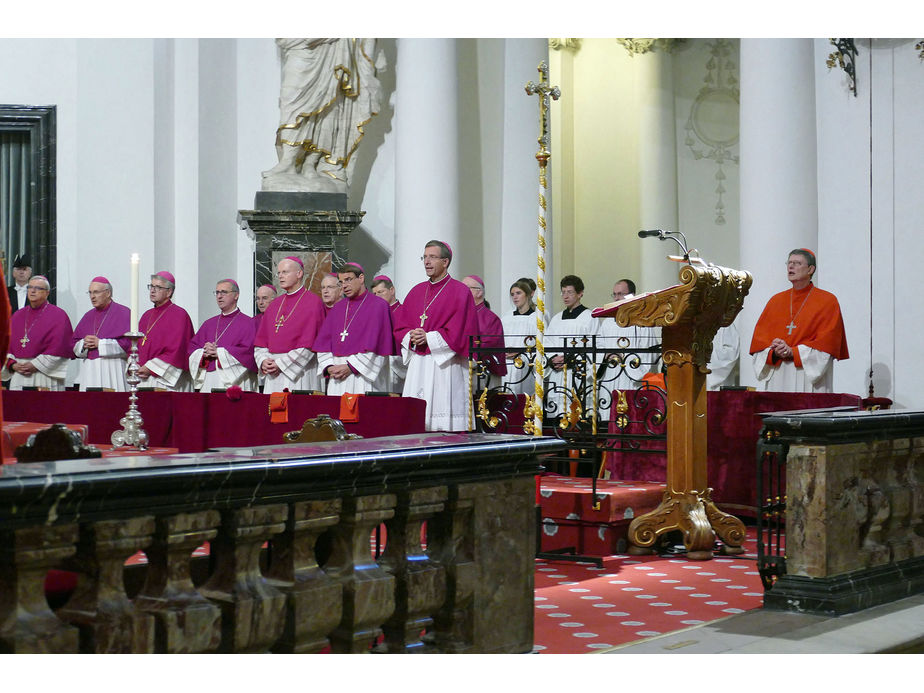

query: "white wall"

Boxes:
[816, 38, 924, 407]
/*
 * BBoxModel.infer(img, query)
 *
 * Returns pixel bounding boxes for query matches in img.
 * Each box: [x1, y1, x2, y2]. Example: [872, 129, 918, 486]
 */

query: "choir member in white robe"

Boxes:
[71, 276, 131, 391]
[706, 323, 740, 390]
[254, 256, 327, 394]
[372, 274, 406, 393]
[315, 263, 395, 395]
[545, 275, 600, 415]
[137, 271, 195, 391]
[500, 278, 545, 397]
[188, 279, 259, 392]
[394, 241, 479, 431]
[3, 275, 72, 390]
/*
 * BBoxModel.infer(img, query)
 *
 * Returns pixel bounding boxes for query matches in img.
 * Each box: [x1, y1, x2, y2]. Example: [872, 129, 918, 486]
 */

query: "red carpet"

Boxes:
[532, 527, 766, 653]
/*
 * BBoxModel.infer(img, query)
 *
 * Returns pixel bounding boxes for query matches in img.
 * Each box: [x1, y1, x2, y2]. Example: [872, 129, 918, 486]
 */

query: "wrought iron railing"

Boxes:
[755, 428, 788, 589]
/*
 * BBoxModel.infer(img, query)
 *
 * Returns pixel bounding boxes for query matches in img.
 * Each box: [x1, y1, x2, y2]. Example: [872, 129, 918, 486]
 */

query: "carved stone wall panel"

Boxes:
[468, 476, 536, 653]
[430, 488, 476, 653]
[786, 438, 924, 578]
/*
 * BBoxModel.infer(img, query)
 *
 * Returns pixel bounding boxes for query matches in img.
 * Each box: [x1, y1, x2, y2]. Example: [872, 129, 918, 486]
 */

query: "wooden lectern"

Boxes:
[593, 261, 752, 559]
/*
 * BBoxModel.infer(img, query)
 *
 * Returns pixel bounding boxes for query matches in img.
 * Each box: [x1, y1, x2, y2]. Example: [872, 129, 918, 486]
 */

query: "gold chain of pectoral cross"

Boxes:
[274, 289, 306, 333]
[419, 279, 450, 327]
[787, 286, 814, 335]
[19, 303, 49, 347]
[141, 308, 169, 346]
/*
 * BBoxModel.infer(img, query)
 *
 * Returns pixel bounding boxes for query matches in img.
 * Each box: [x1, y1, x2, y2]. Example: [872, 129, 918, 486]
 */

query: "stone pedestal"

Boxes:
[238, 192, 363, 297]
[758, 409, 924, 615]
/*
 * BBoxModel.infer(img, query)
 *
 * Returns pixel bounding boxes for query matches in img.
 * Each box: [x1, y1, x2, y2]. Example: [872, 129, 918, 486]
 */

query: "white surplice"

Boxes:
[706, 323, 740, 391]
[500, 310, 546, 397]
[73, 337, 128, 391]
[544, 308, 600, 415]
[401, 331, 471, 432]
[317, 351, 387, 396]
[2, 354, 69, 391]
[188, 347, 257, 393]
[752, 345, 833, 393]
[254, 346, 320, 394]
[136, 357, 193, 392]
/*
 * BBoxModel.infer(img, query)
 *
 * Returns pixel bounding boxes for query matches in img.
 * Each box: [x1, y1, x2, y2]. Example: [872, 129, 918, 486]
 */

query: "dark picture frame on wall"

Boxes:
[0, 104, 56, 303]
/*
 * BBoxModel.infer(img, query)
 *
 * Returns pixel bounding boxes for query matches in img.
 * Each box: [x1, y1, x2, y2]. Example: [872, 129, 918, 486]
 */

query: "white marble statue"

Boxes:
[262, 38, 385, 195]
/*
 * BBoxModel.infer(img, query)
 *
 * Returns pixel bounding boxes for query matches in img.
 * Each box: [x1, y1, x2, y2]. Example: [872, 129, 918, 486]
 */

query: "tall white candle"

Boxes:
[130, 253, 140, 333]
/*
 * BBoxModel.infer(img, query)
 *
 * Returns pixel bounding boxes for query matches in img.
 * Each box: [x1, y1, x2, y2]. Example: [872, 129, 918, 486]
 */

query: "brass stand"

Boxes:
[110, 332, 149, 450]
[594, 261, 751, 559]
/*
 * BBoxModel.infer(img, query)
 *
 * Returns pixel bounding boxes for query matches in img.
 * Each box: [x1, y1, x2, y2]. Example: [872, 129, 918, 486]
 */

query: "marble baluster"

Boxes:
[0, 524, 79, 653]
[326, 494, 396, 653]
[198, 505, 288, 653]
[56, 517, 156, 653]
[428, 486, 476, 653]
[265, 499, 343, 653]
[133, 510, 222, 653]
[378, 486, 448, 653]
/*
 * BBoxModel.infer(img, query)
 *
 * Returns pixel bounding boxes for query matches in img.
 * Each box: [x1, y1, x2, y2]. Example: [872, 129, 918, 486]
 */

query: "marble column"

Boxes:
[637, 49, 681, 294]
[394, 39, 460, 292]
[738, 39, 819, 387]
[497, 39, 551, 311]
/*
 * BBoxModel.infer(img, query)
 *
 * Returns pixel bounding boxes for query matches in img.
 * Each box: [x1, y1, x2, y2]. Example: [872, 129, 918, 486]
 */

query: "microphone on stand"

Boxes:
[637, 229, 663, 238]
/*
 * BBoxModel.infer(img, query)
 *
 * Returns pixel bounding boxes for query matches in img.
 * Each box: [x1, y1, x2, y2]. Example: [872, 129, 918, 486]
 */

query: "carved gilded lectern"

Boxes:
[593, 261, 752, 559]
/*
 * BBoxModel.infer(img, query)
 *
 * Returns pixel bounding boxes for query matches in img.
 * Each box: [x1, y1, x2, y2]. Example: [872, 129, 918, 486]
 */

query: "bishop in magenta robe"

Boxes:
[3, 275, 73, 391]
[314, 263, 395, 396]
[188, 279, 259, 392]
[71, 276, 131, 391]
[253, 256, 326, 394]
[138, 270, 195, 391]
[395, 241, 479, 431]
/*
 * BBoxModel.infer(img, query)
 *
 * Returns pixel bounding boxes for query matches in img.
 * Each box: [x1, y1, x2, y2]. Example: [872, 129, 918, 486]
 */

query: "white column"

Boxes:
[496, 38, 550, 310]
[637, 49, 680, 294]
[394, 39, 460, 291]
[738, 39, 818, 386]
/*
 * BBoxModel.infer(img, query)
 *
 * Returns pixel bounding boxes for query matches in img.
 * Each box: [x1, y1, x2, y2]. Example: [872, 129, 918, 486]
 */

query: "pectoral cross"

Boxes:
[419, 312, 427, 327]
[275, 315, 285, 333]
[786, 321, 796, 335]
[20, 335, 29, 347]
[339, 328, 349, 342]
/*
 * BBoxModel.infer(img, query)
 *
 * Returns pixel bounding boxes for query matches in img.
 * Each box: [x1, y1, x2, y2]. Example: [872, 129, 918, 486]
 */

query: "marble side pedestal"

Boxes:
[758, 409, 924, 615]
[238, 192, 363, 300]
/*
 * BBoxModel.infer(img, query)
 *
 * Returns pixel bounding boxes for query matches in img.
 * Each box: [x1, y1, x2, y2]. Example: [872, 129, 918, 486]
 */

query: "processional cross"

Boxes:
[523, 62, 560, 437]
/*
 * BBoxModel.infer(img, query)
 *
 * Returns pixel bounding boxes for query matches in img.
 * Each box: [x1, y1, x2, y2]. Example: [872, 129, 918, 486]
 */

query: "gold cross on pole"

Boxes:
[523, 61, 560, 437]
[525, 62, 560, 164]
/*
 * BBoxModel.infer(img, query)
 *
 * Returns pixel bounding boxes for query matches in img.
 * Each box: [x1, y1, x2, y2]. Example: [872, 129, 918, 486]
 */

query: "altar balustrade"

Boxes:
[0, 432, 564, 654]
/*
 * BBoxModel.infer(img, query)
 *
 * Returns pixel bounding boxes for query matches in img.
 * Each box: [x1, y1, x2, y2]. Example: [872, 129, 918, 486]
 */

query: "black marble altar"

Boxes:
[0, 432, 565, 654]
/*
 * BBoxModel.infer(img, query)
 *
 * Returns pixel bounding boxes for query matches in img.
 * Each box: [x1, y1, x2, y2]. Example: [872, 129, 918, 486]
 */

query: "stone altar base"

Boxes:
[758, 410, 924, 616]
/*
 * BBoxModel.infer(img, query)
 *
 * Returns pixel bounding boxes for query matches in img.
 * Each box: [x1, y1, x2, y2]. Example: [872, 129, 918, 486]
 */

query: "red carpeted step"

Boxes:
[532, 526, 768, 653]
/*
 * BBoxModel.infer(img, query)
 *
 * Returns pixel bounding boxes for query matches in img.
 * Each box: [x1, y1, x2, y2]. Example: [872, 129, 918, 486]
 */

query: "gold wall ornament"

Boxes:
[826, 38, 859, 97]
[917, 41, 924, 60]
